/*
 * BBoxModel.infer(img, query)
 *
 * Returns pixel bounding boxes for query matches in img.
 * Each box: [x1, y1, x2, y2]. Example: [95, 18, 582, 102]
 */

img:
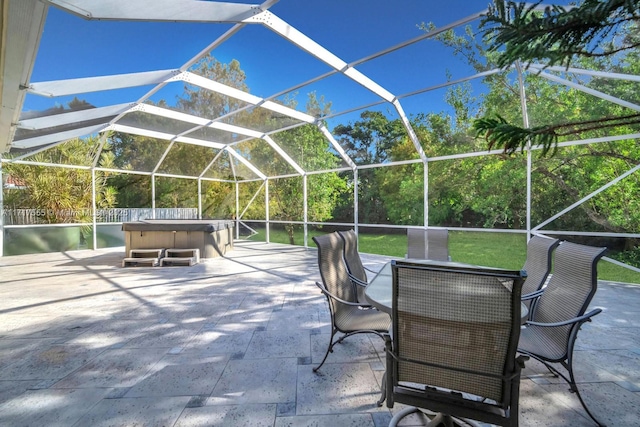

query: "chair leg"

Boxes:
[313, 327, 337, 372]
[388, 407, 421, 427]
[376, 371, 386, 406]
[525, 353, 606, 427]
[313, 329, 370, 372]
[314, 298, 343, 373]
[389, 408, 471, 427]
[335, 333, 349, 344]
[315, 328, 386, 373]
[565, 360, 607, 427]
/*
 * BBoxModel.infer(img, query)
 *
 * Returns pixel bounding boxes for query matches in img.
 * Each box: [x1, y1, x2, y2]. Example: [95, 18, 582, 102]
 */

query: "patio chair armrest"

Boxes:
[364, 265, 380, 275]
[314, 281, 373, 308]
[525, 308, 602, 328]
[383, 332, 392, 347]
[503, 355, 530, 380]
[348, 273, 368, 288]
[521, 289, 544, 301]
[516, 354, 529, 369]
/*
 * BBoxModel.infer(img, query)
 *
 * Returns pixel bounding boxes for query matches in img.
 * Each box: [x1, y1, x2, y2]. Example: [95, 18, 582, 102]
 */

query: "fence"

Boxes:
[2, 208, 199, 225]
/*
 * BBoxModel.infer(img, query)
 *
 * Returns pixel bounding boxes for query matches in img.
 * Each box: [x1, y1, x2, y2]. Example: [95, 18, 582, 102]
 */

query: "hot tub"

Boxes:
[122, 220, 234, 258]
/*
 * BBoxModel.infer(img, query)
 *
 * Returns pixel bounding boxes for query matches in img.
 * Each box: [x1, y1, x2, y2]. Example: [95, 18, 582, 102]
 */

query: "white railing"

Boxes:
[2, 208, 199, 225]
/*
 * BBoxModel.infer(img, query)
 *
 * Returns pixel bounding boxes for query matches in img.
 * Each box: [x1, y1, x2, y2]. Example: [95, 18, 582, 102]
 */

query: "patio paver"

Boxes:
[0, 241, 639, 426]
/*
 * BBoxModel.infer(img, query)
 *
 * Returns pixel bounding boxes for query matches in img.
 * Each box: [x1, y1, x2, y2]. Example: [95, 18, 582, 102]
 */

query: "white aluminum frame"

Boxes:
[0, 0, 638, 273]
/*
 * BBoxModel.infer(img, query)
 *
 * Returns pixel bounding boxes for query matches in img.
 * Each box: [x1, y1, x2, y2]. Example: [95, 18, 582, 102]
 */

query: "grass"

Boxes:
[247, 227, 640, 285]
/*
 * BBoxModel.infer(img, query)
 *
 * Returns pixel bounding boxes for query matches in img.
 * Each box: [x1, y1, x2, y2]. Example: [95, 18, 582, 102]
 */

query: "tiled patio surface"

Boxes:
[0, 240, 638, 426]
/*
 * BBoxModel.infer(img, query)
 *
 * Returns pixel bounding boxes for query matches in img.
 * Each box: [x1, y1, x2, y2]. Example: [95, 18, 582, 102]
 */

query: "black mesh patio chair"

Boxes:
[518, 241, 607, 426]
[338, 229, 381, 303]
[407, 228, 427, 259]
[385, 260, 527, 427]
[312, 232, 391, 372]
[521, 235, 560, 312]
[406, 228, 450, 261]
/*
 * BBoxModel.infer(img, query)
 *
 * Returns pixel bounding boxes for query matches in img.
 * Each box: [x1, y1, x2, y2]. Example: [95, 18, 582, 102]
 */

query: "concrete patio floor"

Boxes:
[0, 240, 639, 427]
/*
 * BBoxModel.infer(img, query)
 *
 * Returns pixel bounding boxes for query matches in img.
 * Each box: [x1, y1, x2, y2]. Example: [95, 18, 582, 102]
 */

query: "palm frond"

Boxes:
[473, 115, 558, 156]
[481, 0, 640, 68]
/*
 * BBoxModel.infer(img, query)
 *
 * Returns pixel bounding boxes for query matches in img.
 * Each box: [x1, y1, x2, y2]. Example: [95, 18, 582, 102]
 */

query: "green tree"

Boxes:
[333, 111, 407, 224]
[421, 16, 640, 237]
[176, 56, 249, 117]
[108, 130, 165, 208]
[483, 0, 640, 69]
[476, 0, 640, 153]
[253, 93, 346, 244]
[4, 135, 117, 223]
[109, 55, 251, 210]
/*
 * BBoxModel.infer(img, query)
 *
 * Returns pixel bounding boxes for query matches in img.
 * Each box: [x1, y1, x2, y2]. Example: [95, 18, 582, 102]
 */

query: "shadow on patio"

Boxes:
[0, 240, 638, 426]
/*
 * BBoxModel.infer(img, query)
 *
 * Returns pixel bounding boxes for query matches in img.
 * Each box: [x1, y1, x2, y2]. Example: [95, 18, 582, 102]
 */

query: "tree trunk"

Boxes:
[286, 224, 296, 245]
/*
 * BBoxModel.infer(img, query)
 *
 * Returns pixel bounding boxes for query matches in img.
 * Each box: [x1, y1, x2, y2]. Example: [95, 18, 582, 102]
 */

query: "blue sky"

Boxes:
[24, 1, 562, 128]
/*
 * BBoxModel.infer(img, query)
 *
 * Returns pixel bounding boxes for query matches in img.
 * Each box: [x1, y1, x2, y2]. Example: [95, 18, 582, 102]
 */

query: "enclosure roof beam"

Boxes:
[17, 103, 135, 130]
[108, 123, 266, 180]
[27, 70, 182, 97]
[243, 10, 435, 163]
[180, 72, 315, 123]
[226, 147, 266, 180]
[12, 124, 108, 150]
[263, 135, 305, 176]
[537, 71, 640, 112]
[137, 103, 263, 139]
[393, 99, 427, 163]
[529, 64, 640, 82]
[43, 0, 264, 23]
[107, 123, 225, 149]
[246, 10, 395, 103]
[318, 124, 356, 170]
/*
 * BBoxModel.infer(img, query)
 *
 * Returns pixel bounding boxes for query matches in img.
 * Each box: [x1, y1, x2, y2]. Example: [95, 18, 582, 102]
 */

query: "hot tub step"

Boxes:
[122, 257, 160, 267]
[160, 256, 197, 267]
[165, 248, 200, 263]
[129, 248, 165, 259]
[123, 248, 165, 267]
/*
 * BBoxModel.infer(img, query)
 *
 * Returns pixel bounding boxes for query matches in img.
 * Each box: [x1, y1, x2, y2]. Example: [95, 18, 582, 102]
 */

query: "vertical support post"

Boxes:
[303, 174, 308, 248]
[424, 160, 429, 228]
[197, 178, 202, 219]
[353, 168, 359, 234]
[0, 155, 4, 257]
[516, 61, 532, 241]
[151, 174, 156, 219]
[235, 181, 240, 240]
[91, 168, 97, 250]
[265, 179, 270, 243]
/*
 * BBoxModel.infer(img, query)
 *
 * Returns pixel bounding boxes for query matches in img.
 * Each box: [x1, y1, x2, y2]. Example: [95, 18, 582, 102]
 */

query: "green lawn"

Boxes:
[247, 227, 640, 285]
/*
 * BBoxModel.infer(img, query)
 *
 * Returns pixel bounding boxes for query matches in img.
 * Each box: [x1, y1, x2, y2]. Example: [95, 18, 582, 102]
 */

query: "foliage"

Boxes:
[333, 111, 408, 225]
[105, 55, 344, 243]
[475, 111, 640, 155]
[256, 93, 347, 244]
[473, 115, 558, 156]
[3, 135, 117, 224]
[611, 245, 640, 267]
[481, 0, 640, 69]
[475, 0, 640, 154]
[420, 17, 640, 238]
[333, 110, 406, 164]
[202, 181, 236, 219]
[108, 55, 252, 210]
